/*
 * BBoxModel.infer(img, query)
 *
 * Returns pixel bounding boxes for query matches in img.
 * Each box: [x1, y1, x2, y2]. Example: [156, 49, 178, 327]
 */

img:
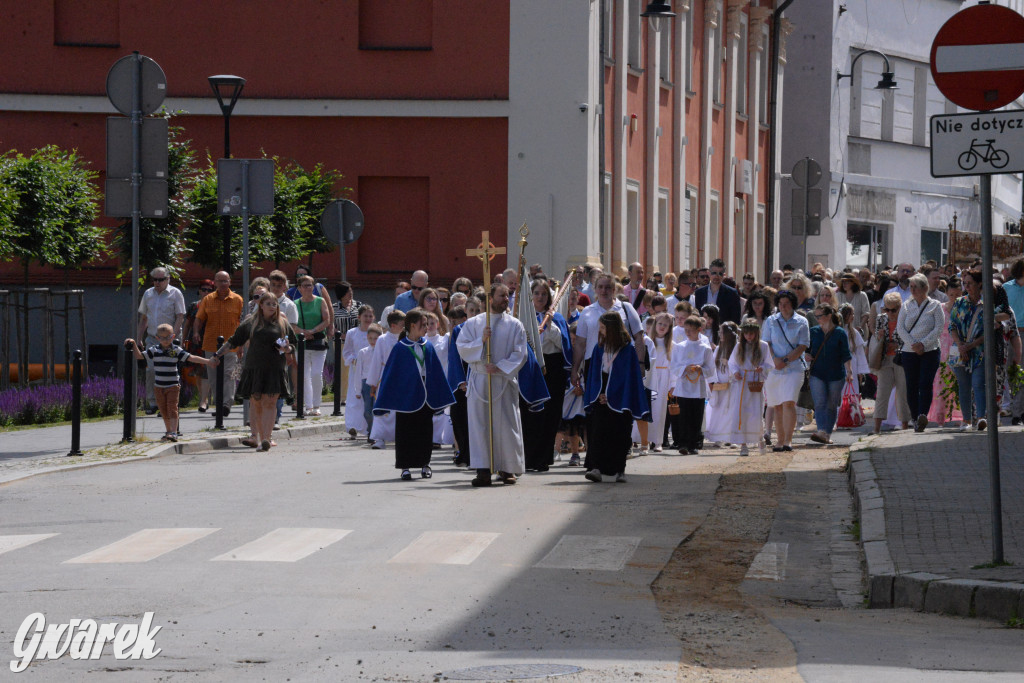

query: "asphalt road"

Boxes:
[2, 432, 1022, 681]
[0, 434, 724, 681]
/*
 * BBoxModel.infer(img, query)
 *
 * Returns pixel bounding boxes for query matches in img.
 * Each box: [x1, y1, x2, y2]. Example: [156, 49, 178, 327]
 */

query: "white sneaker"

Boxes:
[977, 418, 987, 431]
[959, 422, 970, 432]
[585, 469, 603, 483]
[371, 440, 386, 449]
[739, 445, 749, 456]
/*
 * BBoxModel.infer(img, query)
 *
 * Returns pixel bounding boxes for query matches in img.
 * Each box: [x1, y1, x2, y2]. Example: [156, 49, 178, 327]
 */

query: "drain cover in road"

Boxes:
[441, 663, 583, 680]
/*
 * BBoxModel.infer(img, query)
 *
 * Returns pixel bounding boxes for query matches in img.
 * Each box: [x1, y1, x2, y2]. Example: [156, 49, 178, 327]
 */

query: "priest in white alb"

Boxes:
[456, 283, 528, 486]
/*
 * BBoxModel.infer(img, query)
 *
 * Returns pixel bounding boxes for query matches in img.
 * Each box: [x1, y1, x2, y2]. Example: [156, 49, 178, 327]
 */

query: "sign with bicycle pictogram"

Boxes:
[929, 111, 1024, 178]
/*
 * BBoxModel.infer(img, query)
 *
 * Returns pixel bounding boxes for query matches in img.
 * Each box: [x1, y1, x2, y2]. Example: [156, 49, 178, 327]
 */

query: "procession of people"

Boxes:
[135, 240, 1024, 486]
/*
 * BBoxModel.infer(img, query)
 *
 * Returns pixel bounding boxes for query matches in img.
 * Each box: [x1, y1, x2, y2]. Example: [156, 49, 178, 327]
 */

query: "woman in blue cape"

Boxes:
[524, 279, 573, 471]
[583, 312, 651, 482]
[374, 309, 455, 480]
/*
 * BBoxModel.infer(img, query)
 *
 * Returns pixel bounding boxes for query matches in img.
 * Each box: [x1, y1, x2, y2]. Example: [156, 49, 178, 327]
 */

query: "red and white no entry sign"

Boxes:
[930, 3, 1024, 112]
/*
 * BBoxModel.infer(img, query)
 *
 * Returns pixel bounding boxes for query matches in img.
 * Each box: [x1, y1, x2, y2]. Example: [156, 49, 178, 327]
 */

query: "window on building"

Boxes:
[737, 15, 749, 115]
[55, 0, 119, 47]
[357, 177, 430, 272]
[756, 205, 766, 280]
[657, 189, 670, 270]
[628, 0, 642, 69]
[735, 196, 747, 272]
[686, 9, 695, 93]
[849, 142, 871, 175]
[684, 186, 697, 267]
[602, 173, 613, 263]
[846, 223, 889, 270]
[627, 180, 641, 264]
[712, 7, 724, 105]
[759, 25, 770, 124]
[601, 0, 614, 60]
[709, 191, 721, 259]
[359, 0, 433, 50]
[920, 229, 949, 266]
[660, 21, 672, 82]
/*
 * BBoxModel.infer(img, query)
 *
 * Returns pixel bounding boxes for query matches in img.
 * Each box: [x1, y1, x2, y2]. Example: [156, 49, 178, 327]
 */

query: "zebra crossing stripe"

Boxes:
[387, 531, 500, 565]
[534, 535, 642, 571]
[745, 542, 789, 581]
[211, 528, 352, 562]
[64, 528, 219, 564]
[0, 534, 59, 556]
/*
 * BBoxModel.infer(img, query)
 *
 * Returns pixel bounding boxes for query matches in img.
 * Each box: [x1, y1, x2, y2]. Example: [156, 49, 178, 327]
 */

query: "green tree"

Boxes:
[183, 154, 346, 271]
[0, 145, 105, 285]
[111, 113, 197, 285]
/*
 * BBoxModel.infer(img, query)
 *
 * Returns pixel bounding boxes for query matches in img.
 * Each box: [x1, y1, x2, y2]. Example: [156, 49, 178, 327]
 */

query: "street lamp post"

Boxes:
[208, 75, 246, 274]
[835, 49, 899, 90]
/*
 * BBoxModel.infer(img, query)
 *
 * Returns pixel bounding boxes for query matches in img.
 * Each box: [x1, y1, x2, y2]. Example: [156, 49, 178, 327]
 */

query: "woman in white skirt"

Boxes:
[342, 305, 375, 437]
[705, 322, 739, 447]
[727, 318, 775, 455]
[762, 290, 810, 452]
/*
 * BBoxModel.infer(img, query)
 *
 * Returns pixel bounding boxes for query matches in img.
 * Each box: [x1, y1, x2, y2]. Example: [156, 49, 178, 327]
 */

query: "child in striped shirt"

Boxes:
[126, 324, 216, 442]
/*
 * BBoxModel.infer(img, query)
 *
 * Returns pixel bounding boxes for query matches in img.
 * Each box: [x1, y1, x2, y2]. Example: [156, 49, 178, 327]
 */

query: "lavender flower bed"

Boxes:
[0, 377, 194, 427]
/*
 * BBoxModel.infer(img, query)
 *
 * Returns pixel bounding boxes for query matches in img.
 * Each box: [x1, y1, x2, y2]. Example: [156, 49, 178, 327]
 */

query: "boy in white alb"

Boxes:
[367, 310, 405, 449]
[354, 323, 382, 440]
[669, 315, 716, 455]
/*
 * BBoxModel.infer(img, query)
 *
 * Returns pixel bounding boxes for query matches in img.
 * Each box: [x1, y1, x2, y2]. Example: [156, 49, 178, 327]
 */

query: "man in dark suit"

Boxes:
[692, 258, 742, 324]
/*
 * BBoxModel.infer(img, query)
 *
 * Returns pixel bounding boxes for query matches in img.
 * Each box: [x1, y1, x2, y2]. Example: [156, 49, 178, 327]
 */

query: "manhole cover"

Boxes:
[441, 663, 583, 680]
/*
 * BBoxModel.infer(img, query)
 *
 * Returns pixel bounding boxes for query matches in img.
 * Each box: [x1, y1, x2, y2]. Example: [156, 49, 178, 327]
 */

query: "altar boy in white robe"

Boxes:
[669, 315, 716, 455]
[367, 310, 405, 449]
[457, 284, 528, 487]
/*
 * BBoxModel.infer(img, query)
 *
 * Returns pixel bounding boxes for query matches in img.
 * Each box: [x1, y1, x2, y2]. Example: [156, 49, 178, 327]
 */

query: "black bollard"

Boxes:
[121, 342, 135, 443]
[332, 330, 343, 416]
[67, 349, 83, 456]
[214, 335, 225, 431]
[295, 337, 306, 420]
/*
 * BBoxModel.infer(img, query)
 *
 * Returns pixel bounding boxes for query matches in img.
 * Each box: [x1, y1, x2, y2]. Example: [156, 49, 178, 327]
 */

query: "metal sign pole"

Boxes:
[979, 174, 1004, 564]
[803, 157, 811, 272]
[129, 51, 142, 441]
[241, 160, 250, 304]
[336, 201, 348, 283]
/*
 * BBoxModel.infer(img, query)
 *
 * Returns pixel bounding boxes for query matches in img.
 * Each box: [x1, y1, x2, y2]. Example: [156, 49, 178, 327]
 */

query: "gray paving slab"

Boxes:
[848, 425, 1024, 621]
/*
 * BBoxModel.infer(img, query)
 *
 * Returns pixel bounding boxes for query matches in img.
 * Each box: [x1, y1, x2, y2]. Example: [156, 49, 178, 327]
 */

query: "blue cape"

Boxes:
[518, 343, 550, 412]
[446, 322, 468, 390]
[373, 337, 455, 415]
[583, 343, 651, 421]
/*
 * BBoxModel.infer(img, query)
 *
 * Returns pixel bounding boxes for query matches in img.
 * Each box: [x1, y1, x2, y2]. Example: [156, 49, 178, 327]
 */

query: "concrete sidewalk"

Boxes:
[850, 425, 1024, 622]
[0, 404, 354, 485]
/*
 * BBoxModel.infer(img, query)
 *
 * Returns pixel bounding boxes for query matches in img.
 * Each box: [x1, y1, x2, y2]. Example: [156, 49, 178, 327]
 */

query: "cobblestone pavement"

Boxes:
[867, 426, 1024, 583]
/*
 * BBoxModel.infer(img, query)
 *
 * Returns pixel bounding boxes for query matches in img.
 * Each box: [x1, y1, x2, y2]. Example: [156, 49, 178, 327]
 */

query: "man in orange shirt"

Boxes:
[194, 271, 244, 416]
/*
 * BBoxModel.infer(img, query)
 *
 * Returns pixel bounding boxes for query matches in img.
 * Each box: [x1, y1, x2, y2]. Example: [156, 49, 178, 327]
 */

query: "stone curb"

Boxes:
[0, 418, 351, 488]
[848, 434, 1024, 622]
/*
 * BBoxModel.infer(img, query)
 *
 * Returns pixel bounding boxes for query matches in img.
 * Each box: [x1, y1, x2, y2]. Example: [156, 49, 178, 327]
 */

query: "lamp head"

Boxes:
[208, 75, 246, 115]
[642, 1, 676, 31]
[876, 71, 898, 90]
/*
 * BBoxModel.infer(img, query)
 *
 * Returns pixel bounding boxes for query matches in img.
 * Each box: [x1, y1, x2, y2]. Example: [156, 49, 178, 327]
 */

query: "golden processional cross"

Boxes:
[465, 231, 506, 474]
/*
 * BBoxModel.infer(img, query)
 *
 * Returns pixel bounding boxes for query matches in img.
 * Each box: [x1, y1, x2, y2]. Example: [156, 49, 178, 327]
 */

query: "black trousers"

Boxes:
[901, 349, 940, 419]
[585, 402, 632, 475]
[677, 397, 705, 450]
[450, 387, 470, 464]
[395, 405, 434, 469]
[524, 354, 567, 469]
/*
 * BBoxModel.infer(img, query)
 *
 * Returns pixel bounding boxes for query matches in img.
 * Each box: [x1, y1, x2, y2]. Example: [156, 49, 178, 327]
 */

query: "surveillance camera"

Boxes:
[579, 103, 588, 113]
